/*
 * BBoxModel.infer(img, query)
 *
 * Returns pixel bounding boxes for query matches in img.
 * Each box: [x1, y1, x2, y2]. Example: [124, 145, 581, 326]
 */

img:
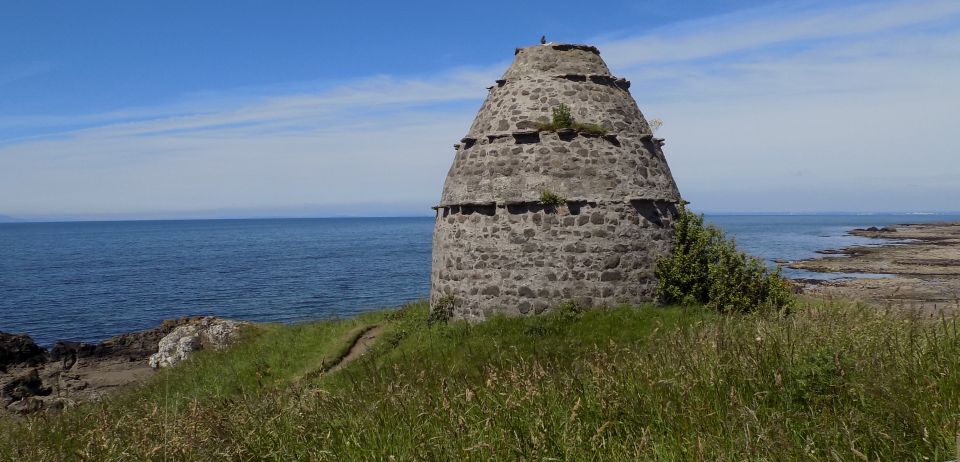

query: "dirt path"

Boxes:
[327, 325, 384, 373]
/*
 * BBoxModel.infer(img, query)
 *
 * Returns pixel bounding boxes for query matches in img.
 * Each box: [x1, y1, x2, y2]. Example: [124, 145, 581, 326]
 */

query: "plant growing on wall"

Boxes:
[648, 118, 663, 134]
[551, 103, 574, 128]
[539, 189, 566, 207]
[536, 103, 608, 136]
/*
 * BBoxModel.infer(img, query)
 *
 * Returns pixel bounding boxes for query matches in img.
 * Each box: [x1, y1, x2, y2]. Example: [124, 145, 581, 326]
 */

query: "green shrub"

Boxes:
[655, 202, 792, 312]
[554, 299, 583, 320]
[539, 189, 566, 207]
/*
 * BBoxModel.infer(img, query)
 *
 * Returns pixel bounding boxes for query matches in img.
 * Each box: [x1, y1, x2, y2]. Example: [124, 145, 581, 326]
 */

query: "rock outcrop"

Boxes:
[1, 316, 250, 414]
[0, 333, 46, 372]
[1, 368, 51, 405]
[149, 317, 250, 369]
[49, 317, 198, 369]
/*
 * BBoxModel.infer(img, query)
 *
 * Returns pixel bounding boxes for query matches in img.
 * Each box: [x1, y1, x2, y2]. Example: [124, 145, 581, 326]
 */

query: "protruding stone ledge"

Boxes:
[463, 129, 621, 147]
[434, 197, 680, 213]
[555, 127, 576, 140]
[491, 74, 630, 91]
[479, 131, 540, 144]
[587, 74, 631, 90]
[555, 73, 587, 82]
[513, 129, 541, 144]
[433, 202, 497, 217]
[513, 129, 540, 135]
[512, 43, 600, 55]
[551, 44, 600, 55]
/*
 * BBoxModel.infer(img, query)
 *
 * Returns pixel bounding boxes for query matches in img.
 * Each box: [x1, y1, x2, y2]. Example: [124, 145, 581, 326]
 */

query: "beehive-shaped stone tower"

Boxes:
[430, 43, 682, 320]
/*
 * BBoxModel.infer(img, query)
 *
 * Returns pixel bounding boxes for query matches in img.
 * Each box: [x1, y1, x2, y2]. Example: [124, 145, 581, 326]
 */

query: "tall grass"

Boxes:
[2, 300, 958, 460]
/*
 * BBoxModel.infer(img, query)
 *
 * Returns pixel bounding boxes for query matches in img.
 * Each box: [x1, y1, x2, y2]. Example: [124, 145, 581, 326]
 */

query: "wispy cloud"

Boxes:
[0, 68, 500, 217]
[1, 68, 496, 142]
[2, 0, 958, 217]
[601, 0, 960, 67]
[0, 60, 54, 87]
[594, 0, 960, 212]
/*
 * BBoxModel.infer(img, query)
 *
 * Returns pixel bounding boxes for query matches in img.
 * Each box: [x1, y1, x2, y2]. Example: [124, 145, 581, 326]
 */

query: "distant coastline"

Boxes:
[792, 221, 960, 310]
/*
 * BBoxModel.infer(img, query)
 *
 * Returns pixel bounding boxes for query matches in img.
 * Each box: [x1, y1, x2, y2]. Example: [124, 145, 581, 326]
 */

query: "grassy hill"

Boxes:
[2, 300, 959, 460]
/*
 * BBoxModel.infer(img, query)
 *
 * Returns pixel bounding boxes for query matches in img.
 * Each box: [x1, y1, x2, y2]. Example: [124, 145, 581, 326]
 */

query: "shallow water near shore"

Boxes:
[2, 214, 958, 345]
[703, 214, 960, 280]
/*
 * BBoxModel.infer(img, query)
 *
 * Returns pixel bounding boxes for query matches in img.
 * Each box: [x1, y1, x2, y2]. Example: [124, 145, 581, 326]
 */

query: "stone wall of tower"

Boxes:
[430, 43, 683, 320]
[440, 129, 678, 207]
[431, 200, 677, 320]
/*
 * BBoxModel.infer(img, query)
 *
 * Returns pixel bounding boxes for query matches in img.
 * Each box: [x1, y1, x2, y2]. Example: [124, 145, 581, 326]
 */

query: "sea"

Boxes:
[2, 214, 959, 346]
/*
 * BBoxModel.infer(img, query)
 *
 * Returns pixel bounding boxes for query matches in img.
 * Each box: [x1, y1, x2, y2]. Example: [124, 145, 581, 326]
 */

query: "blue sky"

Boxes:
[2, 0, 959, 219]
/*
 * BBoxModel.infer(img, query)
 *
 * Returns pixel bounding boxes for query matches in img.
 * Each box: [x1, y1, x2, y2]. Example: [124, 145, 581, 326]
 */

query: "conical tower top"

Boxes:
[441, 43, 680, 207]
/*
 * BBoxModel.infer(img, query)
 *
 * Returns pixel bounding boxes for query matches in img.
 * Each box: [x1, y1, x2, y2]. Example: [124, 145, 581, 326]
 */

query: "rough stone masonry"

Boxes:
[430, 42, 682, 321]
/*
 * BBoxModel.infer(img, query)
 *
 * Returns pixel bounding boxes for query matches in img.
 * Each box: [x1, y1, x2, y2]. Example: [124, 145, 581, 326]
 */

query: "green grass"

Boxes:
[2, 300, 959, 460]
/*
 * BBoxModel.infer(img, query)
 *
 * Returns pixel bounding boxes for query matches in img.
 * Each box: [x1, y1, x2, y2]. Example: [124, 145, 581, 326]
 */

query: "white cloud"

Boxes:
[600, 0, 960, 68]
[596, 0, 960, 212]
[2, 0, 958, 217]
[0, 69, 496, 217]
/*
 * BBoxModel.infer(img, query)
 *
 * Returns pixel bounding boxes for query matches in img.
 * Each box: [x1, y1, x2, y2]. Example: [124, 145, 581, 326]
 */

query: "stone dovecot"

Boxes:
[430, 42, 682, 320]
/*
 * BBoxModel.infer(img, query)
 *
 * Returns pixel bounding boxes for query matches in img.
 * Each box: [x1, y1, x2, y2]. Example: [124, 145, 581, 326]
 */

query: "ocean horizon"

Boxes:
[3, 213, 959, 346]
[3, 210, 960, 223]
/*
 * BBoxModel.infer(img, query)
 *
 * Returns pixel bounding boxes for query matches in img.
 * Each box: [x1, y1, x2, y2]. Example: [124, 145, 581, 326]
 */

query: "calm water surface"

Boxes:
[2, 214, 958, 345]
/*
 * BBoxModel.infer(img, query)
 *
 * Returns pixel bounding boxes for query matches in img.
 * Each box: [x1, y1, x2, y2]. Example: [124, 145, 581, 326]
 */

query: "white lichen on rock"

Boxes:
[148, 317, 249, 369]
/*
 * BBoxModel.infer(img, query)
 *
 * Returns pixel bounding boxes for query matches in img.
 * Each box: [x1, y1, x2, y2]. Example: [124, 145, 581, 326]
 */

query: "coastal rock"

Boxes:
[791, 222, 960, 309]
[0, 332, 47, 372]
[6, 396, 44, 414]
[149, 318, 250, 369]
[48, 317, 203, 371]
[1, 317, 250, 415]
[852, 225, 897, 235]
[1, 369, 52, 409]
[100, 318, 199, 360]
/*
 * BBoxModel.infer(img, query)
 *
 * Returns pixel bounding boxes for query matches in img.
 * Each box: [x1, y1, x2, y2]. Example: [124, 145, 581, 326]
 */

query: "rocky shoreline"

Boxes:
[1, 317, 249, 415]
[790, 222, 960, 310]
